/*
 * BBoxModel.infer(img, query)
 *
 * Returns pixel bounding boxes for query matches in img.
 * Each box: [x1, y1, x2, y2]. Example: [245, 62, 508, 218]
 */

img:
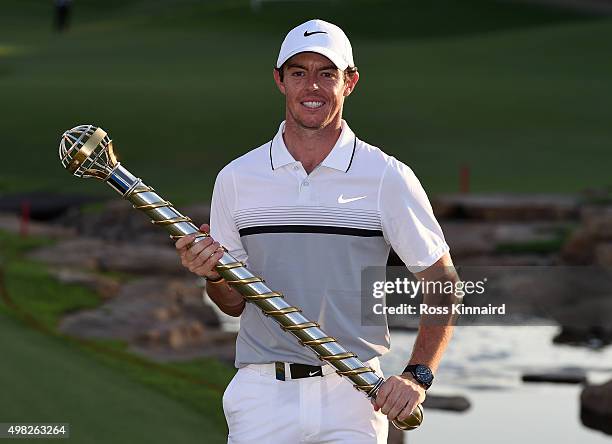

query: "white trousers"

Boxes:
[222, 358, 389, 444]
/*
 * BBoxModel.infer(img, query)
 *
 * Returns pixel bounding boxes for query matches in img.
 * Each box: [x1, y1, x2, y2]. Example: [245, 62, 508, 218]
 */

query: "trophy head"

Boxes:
[59, 124, 118, 179]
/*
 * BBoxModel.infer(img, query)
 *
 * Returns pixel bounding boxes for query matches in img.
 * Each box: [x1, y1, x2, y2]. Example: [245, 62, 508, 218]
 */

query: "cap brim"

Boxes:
[276, 45, 349, 70]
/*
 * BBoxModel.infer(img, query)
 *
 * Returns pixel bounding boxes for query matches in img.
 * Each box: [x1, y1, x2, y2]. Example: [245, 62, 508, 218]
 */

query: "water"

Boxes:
[210, 295, 612, 443]
[380, 326, 612, 443]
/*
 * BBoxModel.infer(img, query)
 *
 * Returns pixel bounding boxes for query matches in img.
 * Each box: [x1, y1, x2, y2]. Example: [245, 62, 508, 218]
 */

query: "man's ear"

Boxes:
[273, 68, 286, 95]
[344, 71, 359, 97]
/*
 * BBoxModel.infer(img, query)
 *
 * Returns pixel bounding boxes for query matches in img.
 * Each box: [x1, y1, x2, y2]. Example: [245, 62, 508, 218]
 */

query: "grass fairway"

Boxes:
[0, 230, 233, 443]
[0, 0, 611, 201]
[0, 313, 227, 444]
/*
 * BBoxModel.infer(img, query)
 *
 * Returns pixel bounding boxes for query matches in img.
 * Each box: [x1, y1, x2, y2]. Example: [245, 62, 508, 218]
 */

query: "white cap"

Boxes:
[276, 19, 354, 70]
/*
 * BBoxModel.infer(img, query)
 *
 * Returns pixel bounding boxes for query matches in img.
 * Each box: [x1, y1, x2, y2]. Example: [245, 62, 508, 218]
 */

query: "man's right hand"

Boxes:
[175, 223, 224, 279]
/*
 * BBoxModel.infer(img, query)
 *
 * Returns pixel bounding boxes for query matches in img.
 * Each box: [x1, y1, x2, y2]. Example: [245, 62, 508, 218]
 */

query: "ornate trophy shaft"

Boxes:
[58, 124, 423, 431]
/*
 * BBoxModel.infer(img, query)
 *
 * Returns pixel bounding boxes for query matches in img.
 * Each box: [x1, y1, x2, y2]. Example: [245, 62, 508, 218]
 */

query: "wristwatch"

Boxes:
[402, 364, 434, 390]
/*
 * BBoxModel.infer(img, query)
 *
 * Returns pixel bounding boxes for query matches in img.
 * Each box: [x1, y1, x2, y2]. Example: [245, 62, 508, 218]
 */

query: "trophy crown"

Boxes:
[59, 124, 118, 179]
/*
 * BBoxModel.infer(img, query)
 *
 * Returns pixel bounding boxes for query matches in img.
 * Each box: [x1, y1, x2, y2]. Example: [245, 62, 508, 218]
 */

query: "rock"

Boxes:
[97, 244, 185, 275]
[493, 222, 561, 244]
[595, 243, 612, 267]
[582, 206, 612, 239]
[457, 254, 556, 266]
[58, 277, 227, 361]
[0, 192, 103, 221]
[522, 368, 587, 384]
[422, 394, 470, 412]
[139, 319, 207, 349]
[28, 238, 104, 269]
[28, 238, 187, 275]
[547, 284, 612, 339]
[54, 200, 211, 244]
[561, 228, 596, 265]
[151, 304, 181, 321]
[553, 326, 612, 349]
[131, 331, 237, 364]
[432, 194, 580, 221]
[135, 322, 238, 364]
[54, 200, 171, 245]
[440, 222, 495, 257]
[581, 408, 612, 436]
[58, 278, 169, 340]
[0, 214, 76, 239]
[50, 268, 120, 299]
[168, 280, 220, 327]
[494, 270, 607, 329]
[441, 221, 567, 259]
[581, 380, 612, 435]
[561, 205, 612, 265]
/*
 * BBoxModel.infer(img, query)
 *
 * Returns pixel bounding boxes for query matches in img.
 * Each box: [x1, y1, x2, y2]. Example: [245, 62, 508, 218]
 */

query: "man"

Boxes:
[54, 0, 72, 32]
[176, 19, 456, 443]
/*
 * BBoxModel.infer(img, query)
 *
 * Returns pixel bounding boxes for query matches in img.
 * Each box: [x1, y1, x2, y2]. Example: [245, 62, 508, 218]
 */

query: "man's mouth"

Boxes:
[301, 101, 325, 109]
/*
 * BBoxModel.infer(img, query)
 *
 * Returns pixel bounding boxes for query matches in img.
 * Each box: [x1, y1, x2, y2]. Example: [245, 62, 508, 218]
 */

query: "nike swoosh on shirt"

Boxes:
[338, 194, 367, 204]
[304, 30, 327, 37]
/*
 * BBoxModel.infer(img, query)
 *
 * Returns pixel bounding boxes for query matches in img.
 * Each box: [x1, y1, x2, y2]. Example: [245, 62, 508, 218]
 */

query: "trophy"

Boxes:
[58, 124, 424, 431]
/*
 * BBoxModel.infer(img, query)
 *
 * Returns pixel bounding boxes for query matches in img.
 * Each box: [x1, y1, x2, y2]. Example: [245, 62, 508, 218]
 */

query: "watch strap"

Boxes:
[402, 364, 434, 390]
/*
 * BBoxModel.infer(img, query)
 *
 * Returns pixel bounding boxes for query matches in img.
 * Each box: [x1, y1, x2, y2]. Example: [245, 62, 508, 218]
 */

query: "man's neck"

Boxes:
[282, 119, 342, 174]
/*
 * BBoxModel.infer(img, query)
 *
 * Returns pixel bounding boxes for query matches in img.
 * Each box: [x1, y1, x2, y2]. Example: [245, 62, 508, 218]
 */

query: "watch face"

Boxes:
[415, 365, 433, 384]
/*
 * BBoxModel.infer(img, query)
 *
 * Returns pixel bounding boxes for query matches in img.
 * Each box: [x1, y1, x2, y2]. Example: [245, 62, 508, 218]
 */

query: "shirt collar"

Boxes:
[270, 120, 357, 173]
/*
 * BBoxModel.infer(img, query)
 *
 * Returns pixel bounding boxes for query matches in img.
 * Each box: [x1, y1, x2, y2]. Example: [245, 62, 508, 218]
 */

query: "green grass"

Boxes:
[495, 224, 574, 254]
[0, 0, 610, 201]
[1, 263, 101, 329]
[0, 231, 99, 329]
[0, 313, 228, 444]
[0, 230, 234, 443]
[495, 237, 566, 254]
[0, 230, 54, 257]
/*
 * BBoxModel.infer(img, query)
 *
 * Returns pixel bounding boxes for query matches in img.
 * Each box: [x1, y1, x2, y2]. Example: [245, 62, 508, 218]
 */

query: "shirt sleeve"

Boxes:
[379, 157, 449, 273]
[209, 165, 248, 264]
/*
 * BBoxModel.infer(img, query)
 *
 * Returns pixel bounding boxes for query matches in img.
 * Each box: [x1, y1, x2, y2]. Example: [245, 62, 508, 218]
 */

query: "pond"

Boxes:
[380, 326, 612, 443]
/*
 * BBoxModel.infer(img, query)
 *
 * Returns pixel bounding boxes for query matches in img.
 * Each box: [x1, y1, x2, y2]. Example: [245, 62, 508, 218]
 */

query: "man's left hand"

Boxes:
[371, 374, 426, 422]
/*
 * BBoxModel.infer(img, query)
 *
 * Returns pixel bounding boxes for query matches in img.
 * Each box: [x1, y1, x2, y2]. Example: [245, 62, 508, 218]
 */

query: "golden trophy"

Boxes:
[58, 124, 423, 430]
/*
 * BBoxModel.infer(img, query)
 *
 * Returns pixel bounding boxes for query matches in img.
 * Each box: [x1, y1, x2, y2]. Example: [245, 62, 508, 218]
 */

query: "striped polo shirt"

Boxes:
[210, 120, 449, 368]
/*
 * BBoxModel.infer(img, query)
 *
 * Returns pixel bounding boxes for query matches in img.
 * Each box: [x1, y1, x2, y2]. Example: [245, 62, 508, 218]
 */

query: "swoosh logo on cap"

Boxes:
[304, 31, 327, 37]
[309, 370, 321, 376]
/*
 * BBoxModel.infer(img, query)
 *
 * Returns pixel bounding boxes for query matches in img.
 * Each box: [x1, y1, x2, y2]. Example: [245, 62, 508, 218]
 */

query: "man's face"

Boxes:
[273, 52, 359, 130]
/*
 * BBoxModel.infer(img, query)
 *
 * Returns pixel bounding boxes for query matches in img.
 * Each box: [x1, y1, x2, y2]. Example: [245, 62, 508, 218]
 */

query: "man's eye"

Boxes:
[291, 71, 305, 77]
[321, 72, 335, 78]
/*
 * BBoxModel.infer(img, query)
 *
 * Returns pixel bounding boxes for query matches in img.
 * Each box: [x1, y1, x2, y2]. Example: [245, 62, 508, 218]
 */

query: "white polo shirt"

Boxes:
[210, 120, 449, 368]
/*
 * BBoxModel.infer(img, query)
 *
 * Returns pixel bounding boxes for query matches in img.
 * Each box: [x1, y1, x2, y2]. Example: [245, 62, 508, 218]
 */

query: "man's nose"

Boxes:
[306, 75, 319, 91]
